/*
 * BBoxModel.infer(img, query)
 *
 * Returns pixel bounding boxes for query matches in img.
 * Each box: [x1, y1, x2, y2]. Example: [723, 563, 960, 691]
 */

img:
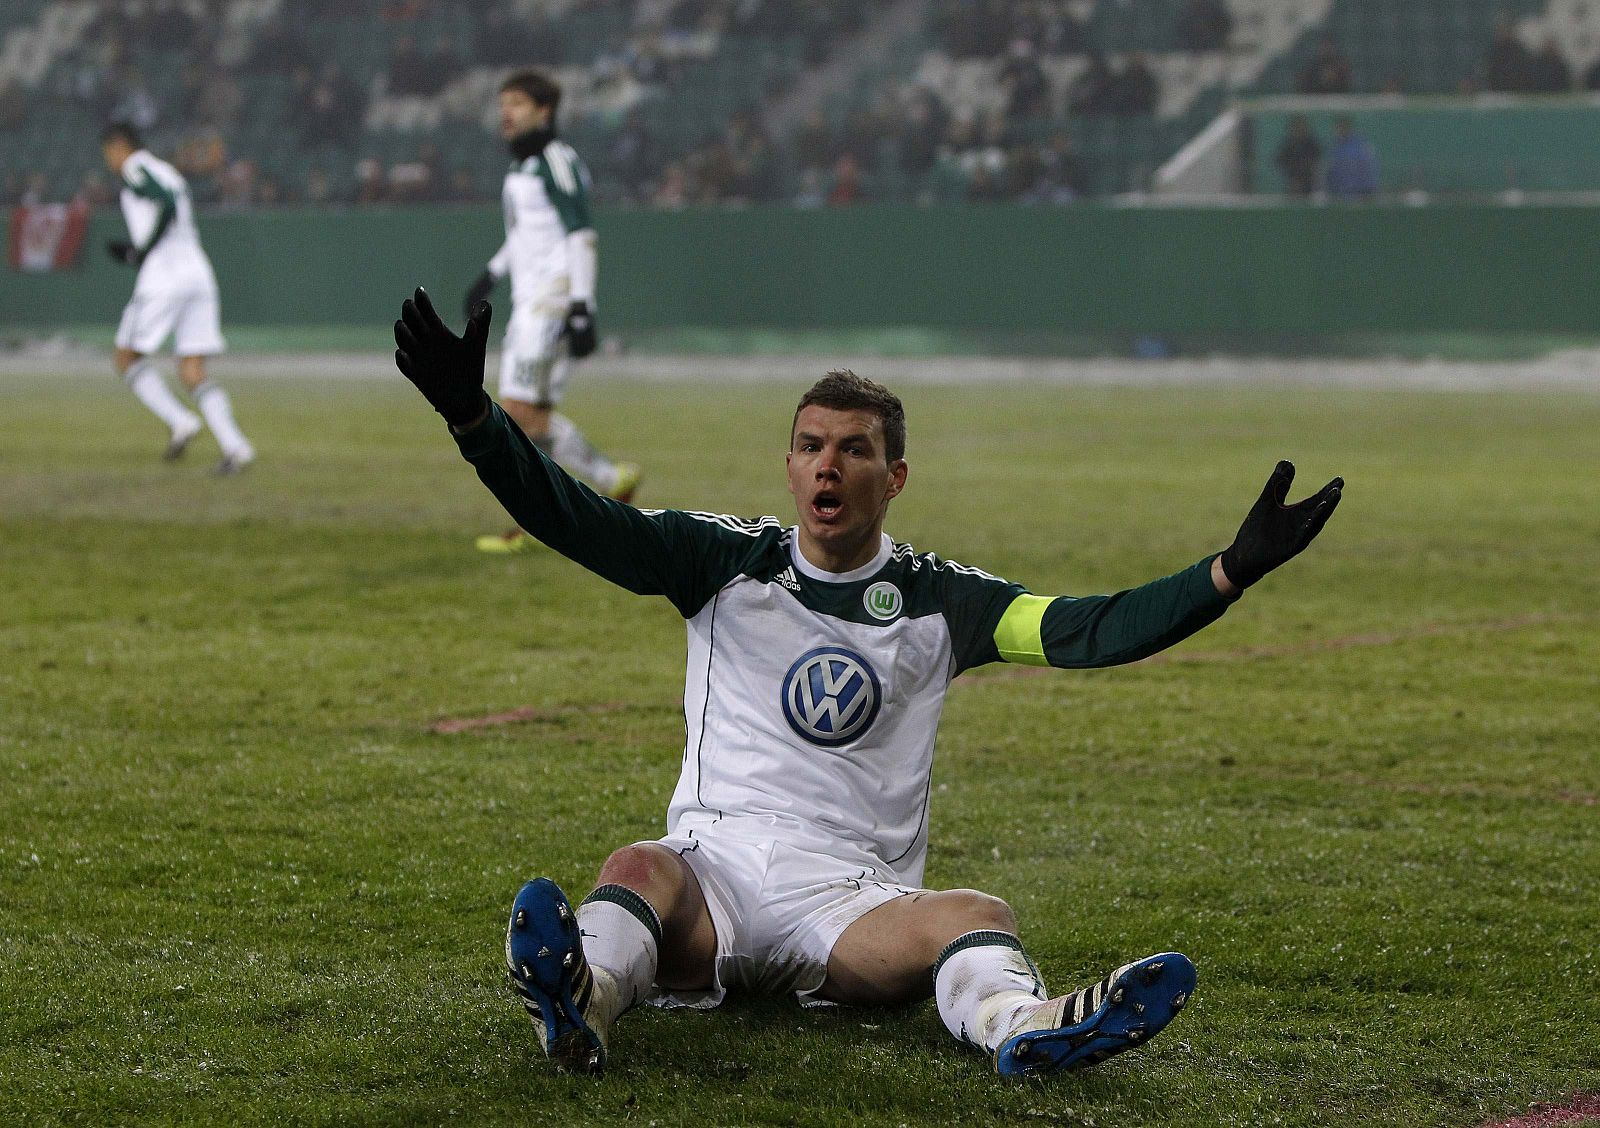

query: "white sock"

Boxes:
[192, 380, 253, 460]
[577, 884, 660, 1026]
[933, 931, 1048, 1052]
[547, 412, 618, 493]
[124, 360, 200, 434]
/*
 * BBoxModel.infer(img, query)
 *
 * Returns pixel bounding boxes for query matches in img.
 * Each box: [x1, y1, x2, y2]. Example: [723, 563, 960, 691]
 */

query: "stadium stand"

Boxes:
[3, 0, 1600, 209]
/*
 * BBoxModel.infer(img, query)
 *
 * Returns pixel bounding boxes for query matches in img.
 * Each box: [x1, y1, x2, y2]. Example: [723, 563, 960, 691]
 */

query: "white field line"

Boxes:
[5, 347, 1600, 392]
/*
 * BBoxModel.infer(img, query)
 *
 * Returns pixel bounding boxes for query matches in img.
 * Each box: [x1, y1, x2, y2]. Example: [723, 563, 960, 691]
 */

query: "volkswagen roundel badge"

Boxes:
[781, 646, 882, 747]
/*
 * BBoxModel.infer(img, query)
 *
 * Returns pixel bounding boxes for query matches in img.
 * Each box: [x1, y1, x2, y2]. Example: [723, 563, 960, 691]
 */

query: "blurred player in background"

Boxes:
[464, 70, 639, 554]
[99, 123, 255, 475]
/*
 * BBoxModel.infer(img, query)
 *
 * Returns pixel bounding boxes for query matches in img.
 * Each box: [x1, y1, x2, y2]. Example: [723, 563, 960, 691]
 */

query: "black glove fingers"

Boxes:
[394, 318, 418, 354]
[413, 287, 451, 338]
[399, 298, 431, 342]
[466, 300, 493, 343]
[1267, 460, 1295, 507]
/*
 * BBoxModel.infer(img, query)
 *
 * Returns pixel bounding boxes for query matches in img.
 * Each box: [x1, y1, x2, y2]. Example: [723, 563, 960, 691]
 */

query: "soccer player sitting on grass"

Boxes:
[393, 289, 1344, 1077]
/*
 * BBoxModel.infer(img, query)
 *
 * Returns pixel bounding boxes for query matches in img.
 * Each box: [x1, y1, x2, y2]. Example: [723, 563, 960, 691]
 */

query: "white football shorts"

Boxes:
[115, 288, 225, 357]
[643, 822, 922, 1010]
[497, 301, 571, 407]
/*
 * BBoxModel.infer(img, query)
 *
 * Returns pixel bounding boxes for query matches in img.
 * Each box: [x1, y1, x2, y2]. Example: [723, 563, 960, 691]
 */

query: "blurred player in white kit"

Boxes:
[100, 122, 254, 475]
[463, 70, 639, 553]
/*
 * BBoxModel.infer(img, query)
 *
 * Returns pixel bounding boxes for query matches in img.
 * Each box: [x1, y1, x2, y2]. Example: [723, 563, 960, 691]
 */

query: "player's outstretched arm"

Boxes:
[394, 287, 492, 431]
[979, 461, 1343, 672]
[1217, 460, 1343, 591]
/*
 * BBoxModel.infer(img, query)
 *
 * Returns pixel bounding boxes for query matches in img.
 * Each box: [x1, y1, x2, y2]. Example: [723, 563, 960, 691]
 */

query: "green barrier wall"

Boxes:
[5, 203, 1599, 339]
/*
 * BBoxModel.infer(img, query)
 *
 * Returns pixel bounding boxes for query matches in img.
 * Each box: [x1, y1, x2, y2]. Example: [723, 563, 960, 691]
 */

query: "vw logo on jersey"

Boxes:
[781, 646, 882, 747]
[864, 581, 902, 621]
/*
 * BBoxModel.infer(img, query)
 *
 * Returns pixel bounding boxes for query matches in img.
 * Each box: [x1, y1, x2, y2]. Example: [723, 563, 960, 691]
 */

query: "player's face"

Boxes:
[787, 405, 907, 572]
[499, 90, 551, 140]
[101, 139, 130, 174]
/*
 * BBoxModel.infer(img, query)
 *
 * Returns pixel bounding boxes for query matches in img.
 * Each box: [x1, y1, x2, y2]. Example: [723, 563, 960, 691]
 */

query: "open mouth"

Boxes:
[811, 491, 842, 520]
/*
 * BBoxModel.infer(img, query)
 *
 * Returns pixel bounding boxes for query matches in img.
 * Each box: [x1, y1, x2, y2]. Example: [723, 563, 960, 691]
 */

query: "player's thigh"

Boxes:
[818, 887, 1017, 1006]
[497, 306, 565, 407]
[597, 842, 717, 990]
[115, 293, 176, 355]
[172, 290, 226, 359]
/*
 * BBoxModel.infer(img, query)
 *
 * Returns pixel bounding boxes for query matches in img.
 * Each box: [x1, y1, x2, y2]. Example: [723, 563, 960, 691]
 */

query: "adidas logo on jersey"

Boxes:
[776, 567, 801, 591]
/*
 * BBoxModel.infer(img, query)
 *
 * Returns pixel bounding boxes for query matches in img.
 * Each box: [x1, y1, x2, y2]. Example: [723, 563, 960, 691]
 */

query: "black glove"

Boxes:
[562, 299, 598, 358]
[106, 239, 142, 267]
[393, 287, 493, 430]
[463, 270, 496, 320]
[1219, 461, 1343, 589]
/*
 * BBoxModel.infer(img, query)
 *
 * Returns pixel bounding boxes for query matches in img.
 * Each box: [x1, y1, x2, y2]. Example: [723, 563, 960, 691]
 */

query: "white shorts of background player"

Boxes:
[497, 298, 574, 407]
[115, 285, 226, 357]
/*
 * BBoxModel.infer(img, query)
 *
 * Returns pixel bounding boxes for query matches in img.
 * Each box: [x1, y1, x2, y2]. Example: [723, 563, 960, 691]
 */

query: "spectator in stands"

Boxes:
[793, 166, 826, 209]
[966, 164, 1008, 202]
[390, 142, 444, 202]
[449, 168, 482, 202]
[1109, 53, 1160, 116]
[303, 167, 333, 207]
[110, 65, 160, 132]
[793, 110, 834, 175]
[74, 171, 115, 208]
[1068, 50, 1116, 116]
[1000, 39, 1052, 121]
[0, 78, 26, 132]
[390, 35, 442, 97]
[476, 7, 562, 68]
[1275, 115, 1322, 198]
[174, 126, 228, 203]
[1296, 36, 1353, 95]
[897, 88, 949, 179]
[1325, 117, 1378, 200]
[297, 65, 362, 148]
[1023, 130, 1088, 204]
[190, 65, 244, 131]
[355, 158, 388, 205]
[827, 152, 867, 206]
[1528, 37, 1573, 94]
[1176, 0, 1232, 52]
[609, 109, 658, 203]
[1003, 142, 1042, 200]
[20, 171, 49, 206]
[246, 15, 311, 75]
[1484, 17, 1535, 93]
[838, 107, 884, 167]
[651, 161, 690, 209]
[218, 158, 261, 208]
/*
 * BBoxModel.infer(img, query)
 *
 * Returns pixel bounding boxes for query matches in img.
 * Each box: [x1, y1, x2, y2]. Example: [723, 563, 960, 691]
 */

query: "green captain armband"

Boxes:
[993, 593, 1054, 666]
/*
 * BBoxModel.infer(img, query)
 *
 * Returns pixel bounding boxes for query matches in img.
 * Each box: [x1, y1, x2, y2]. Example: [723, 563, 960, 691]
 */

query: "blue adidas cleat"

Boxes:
[505, 878, 607, 1074]
[994, 952, 1196, 1077]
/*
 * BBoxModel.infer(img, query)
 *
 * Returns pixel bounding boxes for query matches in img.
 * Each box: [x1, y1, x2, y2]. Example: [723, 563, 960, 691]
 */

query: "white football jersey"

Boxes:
[487, 139, 592, 308]
[117, 149, 217, 297]
[453, 405, 1233, 888]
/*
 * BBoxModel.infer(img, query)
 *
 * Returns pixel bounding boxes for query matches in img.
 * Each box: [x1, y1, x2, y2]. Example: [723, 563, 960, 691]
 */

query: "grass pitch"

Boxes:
[2, 365, 1598, 1127]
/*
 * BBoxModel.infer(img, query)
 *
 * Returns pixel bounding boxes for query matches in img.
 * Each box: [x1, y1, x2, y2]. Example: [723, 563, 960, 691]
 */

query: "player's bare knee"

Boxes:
[596, 843, 684, 902]
[943, 889, 1017, 936]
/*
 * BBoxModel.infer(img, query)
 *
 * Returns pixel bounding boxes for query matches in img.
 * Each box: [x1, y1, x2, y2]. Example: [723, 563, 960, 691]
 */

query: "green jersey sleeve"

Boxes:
[927, 559, 1029, 676]
[987, 556, 1233, 670]
[537, 142, 593, 234]
[124, 162, 177, 256]
[453, 402, 772, 616]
